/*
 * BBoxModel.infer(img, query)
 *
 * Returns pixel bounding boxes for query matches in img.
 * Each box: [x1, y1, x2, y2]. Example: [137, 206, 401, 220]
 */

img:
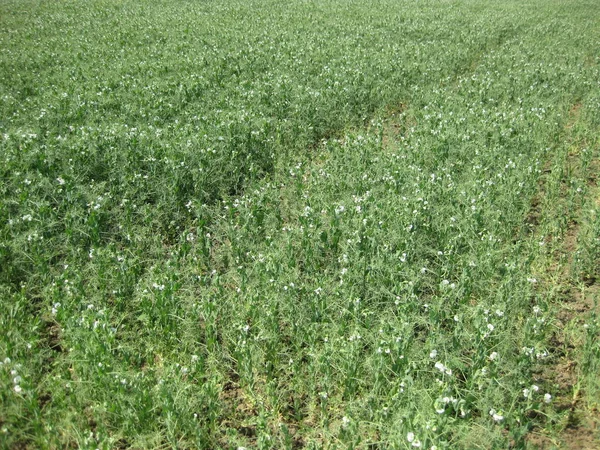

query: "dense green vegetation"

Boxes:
[1, 0, 599, 448]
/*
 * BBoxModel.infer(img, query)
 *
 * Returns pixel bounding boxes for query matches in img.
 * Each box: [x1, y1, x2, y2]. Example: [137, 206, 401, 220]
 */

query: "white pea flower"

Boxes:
[434, 361, 452, 375]
[489, 409, 504, 422]
[341, 416, 350, 429]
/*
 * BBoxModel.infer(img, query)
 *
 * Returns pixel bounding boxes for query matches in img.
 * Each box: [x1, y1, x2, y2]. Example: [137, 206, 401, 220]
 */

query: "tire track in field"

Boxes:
[525, 100, 600, 449]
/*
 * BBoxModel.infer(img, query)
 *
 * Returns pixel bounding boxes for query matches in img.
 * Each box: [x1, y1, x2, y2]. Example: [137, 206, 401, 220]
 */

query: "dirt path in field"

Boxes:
[525, 102, 600, 449]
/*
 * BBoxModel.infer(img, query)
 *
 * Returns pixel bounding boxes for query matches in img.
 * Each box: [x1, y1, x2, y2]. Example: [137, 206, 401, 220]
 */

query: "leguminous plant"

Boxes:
[1, 0, 599, 448]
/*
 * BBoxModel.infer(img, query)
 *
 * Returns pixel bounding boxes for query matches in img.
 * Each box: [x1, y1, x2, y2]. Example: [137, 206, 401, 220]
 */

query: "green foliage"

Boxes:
[1, 0, 599, 448]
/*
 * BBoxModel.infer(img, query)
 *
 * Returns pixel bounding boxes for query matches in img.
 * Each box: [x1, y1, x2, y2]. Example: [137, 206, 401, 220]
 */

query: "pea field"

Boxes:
[1, 0, 600, 448]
